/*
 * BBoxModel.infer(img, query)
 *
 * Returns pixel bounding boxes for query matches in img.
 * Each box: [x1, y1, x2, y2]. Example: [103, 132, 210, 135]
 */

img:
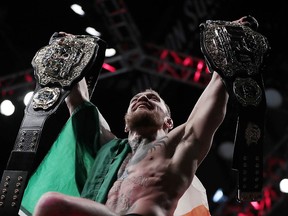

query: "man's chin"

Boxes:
[125, 110, 164, 132]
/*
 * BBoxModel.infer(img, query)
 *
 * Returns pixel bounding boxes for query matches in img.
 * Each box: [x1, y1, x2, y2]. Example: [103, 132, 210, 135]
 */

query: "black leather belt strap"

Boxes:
[232, 73, 267, 201]
[0, 32, 106, 215]
[199, 15, 270, 201]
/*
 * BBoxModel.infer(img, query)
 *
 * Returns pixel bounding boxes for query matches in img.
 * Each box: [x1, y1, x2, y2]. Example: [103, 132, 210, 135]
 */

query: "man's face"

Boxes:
[124, 90, 169, 133]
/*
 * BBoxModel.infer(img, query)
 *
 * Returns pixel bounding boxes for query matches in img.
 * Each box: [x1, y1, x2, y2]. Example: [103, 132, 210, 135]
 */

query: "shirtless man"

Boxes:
[33, 70, 228, 216]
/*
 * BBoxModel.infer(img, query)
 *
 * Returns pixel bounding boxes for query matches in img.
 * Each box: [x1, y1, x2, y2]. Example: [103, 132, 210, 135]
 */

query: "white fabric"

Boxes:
[174, 175, 209, 215]
[18, 209, 27, 216]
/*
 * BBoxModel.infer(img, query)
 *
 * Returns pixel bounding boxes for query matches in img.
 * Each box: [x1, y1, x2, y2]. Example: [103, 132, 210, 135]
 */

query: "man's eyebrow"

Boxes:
[130, 92, 145, 100]
[147, 92, 161, 100]
[130, 92, 160, 103]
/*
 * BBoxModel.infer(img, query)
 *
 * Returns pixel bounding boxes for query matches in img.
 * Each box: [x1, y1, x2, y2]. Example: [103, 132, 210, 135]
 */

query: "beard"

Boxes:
[124, 109, 165, 134]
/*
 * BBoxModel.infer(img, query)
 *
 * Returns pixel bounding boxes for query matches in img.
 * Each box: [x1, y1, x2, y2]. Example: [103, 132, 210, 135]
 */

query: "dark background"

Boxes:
[0, 0, 288, 215]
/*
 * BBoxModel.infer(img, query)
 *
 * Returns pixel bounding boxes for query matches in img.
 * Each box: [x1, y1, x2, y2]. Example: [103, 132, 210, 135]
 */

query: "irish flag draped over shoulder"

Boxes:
[174, 175, 211, 216]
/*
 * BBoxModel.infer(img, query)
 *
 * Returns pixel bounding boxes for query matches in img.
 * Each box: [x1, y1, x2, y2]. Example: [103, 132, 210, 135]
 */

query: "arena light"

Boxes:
[85, 27, 101, 37]
[105, 48, 116, 57]
[217, 141, 234, 161]
[24, 91, 34, 106]
[279, 178, 288, 193]
[212, 188, 227, 203]
[265, 88, 283, 109]
[0, 99, 15, 116]
[102, 63, 116, 73]
[70, 4, 85, 16]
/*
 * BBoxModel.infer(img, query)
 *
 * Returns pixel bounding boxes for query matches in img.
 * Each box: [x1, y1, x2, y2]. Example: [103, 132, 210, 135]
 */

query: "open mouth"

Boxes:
[138, 104, 148, 108]
[133, 102, 152, 111]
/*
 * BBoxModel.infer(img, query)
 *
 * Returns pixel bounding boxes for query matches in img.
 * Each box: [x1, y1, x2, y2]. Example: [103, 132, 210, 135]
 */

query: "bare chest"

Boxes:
[105, 138, 180, 214]
[106, 153, 172, 213]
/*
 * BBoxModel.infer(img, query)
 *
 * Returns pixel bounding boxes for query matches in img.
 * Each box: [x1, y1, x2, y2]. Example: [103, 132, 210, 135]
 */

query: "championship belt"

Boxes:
[199, 16, 270, 201]
[0, 32, 106, 215]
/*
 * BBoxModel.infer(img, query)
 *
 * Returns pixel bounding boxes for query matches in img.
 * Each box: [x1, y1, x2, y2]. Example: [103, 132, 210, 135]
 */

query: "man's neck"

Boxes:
[128, 129, 166, 153]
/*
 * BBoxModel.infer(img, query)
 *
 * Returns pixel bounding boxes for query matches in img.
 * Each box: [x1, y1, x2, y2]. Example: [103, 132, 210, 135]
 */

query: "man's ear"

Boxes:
[164, 117, 174, 130]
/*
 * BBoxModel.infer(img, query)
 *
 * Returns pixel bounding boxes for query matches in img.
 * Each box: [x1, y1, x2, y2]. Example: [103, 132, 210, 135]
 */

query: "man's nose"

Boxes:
[137, 95, 149, 102]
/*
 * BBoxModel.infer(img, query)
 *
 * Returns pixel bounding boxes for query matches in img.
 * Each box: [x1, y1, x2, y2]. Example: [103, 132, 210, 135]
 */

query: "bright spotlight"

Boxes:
[217, 141, 234, 161]
[85, 27, 101, 37]
[212, 188, 227, 203]
[0, 100, 15, 116]
[105, 48, 116, 57]
[265, 88, 283, 109]
[70, 4, 85, 16]
[279, 178, 288, 193]
[24, 91, 34, 106]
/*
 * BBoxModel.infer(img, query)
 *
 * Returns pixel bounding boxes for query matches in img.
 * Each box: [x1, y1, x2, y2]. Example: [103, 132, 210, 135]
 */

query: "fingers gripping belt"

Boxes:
[0, 32, 106, 216]
[200, 15, 270, 202]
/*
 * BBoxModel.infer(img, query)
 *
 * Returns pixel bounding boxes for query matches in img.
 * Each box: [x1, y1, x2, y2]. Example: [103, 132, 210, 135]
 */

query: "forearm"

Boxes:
[185, 73, 228, 147]
[178, 73, 228, 165]
[65, 78, 90, 115]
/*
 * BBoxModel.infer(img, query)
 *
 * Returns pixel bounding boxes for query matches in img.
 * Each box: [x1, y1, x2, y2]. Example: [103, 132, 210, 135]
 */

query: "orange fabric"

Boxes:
[181, 205, 211, 216]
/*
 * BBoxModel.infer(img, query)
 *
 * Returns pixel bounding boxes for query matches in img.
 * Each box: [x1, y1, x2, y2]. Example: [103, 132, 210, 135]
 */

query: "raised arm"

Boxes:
[184, 72, 228, 164]
[65, 78, 90, 115]
[169, 72, 228, 180]
[65, 78, 116, 145]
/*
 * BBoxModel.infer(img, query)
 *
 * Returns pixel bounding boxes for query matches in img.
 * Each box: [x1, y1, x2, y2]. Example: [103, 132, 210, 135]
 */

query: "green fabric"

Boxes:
[20, 101, 131, 215]
[81, 138, 131, 203]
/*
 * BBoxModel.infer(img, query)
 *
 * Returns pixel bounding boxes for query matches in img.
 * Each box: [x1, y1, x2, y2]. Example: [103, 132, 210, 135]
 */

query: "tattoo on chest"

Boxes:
[118, 153, 132, 178]
[130, 136, 168, 165]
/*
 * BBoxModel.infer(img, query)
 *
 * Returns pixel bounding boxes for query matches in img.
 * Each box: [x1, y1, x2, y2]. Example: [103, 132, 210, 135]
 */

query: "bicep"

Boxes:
[172, 135, 212, 171]
[169, 125, 213, 181]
